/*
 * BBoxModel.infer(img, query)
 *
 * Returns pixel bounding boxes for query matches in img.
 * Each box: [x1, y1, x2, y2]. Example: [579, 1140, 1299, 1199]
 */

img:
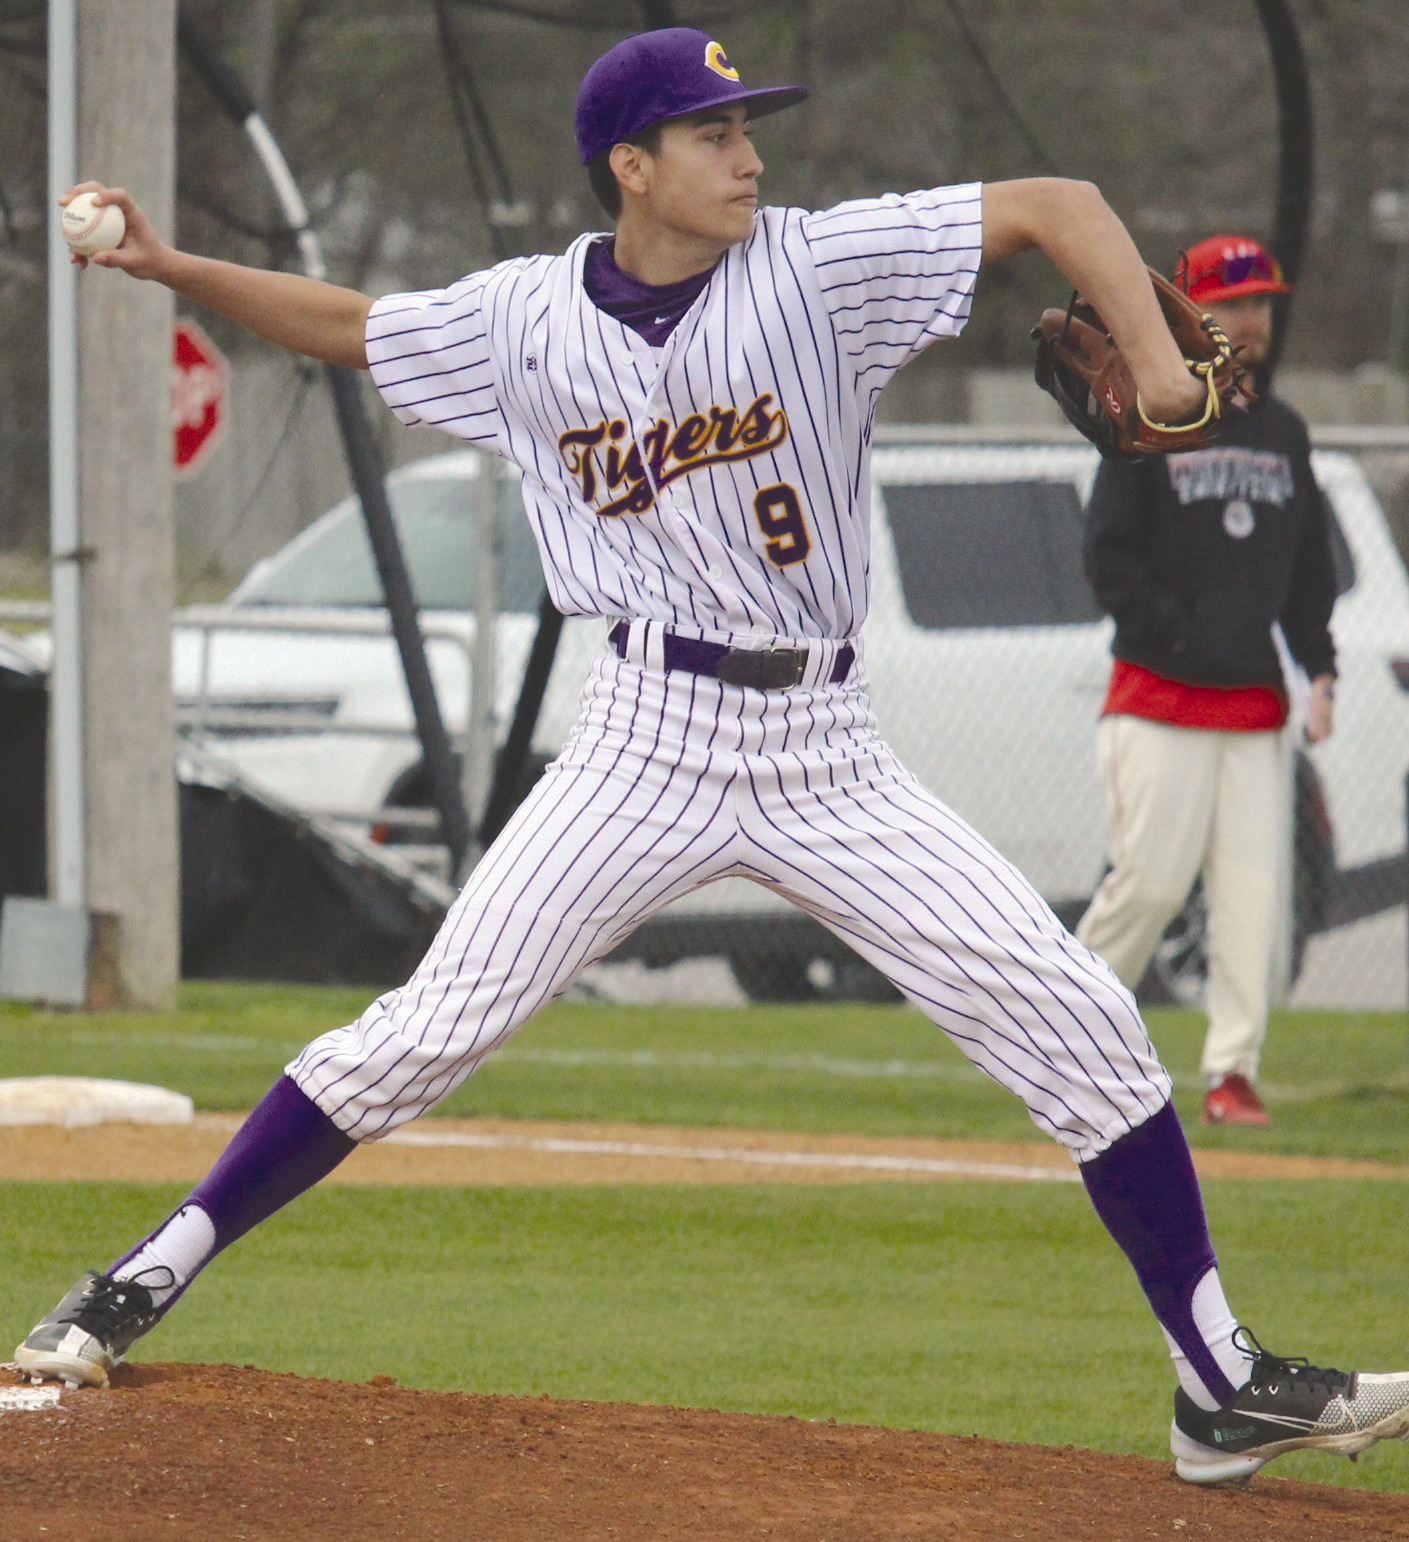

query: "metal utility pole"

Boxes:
[0, 0, 93, 1009]
[45, 0, 82, 921]
[1384, 103, 1409, 369]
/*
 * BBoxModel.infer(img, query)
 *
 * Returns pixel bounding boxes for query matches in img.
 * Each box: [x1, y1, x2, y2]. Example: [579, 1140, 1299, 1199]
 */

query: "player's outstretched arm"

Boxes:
[61, 182, 372, 371]
[981, 178, 1203, 427]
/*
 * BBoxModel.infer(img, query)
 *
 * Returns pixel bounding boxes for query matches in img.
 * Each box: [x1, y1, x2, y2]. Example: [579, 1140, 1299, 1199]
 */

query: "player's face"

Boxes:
[638, 105, 764, 250]
[1204, 294, 1274, 371]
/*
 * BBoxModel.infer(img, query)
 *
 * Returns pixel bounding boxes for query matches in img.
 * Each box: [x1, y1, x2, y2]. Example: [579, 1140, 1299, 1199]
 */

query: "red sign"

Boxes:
[172, 318, 228, 475]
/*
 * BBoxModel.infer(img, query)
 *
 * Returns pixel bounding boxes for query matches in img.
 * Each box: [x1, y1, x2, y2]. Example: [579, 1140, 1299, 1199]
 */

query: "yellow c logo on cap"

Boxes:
[705, 41, 739, 81]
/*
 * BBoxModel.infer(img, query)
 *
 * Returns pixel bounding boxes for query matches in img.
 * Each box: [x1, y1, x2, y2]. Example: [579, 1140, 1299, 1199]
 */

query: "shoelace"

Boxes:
[1233, 1326, 1353, 1397]
[71, 1267, 175, 1334]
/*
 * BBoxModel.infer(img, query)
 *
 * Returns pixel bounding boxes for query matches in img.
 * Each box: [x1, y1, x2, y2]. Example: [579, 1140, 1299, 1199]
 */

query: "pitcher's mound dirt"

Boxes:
[3, 1362, 1407, 1541]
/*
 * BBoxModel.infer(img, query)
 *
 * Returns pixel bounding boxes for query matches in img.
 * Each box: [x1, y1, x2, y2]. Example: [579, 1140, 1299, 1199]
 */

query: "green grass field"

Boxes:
[3, 982, 1408, 1492]
[2, 982, 1405, 1158]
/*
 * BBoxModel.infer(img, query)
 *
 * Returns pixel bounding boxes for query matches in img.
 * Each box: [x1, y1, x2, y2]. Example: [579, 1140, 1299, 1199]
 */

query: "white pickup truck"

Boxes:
[161, 434, 1409, 1004]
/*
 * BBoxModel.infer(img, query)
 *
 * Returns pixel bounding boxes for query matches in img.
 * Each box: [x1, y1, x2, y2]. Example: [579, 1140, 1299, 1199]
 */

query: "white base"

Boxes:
[0, 1076, 193, 1127]
[0, 1381, 63, 1410]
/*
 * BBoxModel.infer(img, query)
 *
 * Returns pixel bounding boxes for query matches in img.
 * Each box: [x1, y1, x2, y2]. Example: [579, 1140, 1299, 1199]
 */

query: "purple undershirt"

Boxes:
[583, 236, 715, 347]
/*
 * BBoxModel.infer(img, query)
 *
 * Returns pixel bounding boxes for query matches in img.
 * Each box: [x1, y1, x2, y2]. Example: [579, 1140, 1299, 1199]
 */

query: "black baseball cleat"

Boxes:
[14, 1269, 172, 1389]
[1172, 1328, 1409, 1484]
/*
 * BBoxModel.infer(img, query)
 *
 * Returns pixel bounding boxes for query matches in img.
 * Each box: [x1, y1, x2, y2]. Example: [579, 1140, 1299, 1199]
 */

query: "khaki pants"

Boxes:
[1076, 715, 1292, 1082]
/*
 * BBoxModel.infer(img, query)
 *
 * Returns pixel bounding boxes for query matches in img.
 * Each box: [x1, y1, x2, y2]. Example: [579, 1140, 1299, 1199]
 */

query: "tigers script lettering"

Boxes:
[558, 394, 789, 517]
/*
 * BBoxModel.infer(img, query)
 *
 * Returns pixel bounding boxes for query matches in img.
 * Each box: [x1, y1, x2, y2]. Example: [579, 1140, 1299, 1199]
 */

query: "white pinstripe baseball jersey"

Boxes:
[366, 184, 981, 642]
[287, 176, 1170, 1163]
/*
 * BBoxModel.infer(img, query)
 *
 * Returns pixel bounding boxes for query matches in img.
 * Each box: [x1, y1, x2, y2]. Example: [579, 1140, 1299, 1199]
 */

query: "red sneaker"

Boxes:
[1202, 1072, 1270, 1126]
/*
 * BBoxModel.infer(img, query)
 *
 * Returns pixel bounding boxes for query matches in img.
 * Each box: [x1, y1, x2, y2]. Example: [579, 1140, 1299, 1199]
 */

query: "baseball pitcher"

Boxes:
[18, 29, 1409, 1487]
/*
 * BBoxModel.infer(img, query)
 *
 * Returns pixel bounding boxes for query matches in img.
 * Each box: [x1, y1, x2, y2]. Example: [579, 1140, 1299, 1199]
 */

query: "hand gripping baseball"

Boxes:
[57, 183, 170, 281]
[1032, 267, 1250, 459]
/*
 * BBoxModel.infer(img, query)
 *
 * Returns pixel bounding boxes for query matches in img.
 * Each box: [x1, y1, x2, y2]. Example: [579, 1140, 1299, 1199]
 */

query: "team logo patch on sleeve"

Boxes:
[705, 41, 740, 81]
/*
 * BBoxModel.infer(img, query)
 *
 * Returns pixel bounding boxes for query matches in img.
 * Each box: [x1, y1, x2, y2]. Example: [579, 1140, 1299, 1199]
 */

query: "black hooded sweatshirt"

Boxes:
[1082, 392, 1338, 689]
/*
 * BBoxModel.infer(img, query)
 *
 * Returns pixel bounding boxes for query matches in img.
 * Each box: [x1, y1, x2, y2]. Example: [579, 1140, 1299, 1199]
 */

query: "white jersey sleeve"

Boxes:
[801, 182, 982, 392]
[365, 266, 515, 454]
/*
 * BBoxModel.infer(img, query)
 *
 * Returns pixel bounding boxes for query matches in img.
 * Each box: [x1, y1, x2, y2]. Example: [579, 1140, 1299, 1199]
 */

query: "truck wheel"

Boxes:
[377, 751, 551, 844]
[727, 953, 818, 1002]
[728, 950, 903, 1004]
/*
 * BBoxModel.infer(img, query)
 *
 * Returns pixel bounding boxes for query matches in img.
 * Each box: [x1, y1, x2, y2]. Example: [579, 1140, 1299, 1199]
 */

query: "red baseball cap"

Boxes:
[1180, 235, 1293, 304]
[575, 28, 808, 164]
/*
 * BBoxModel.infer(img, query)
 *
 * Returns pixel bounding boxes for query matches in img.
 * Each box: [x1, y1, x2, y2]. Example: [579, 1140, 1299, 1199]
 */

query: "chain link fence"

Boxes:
[591, 427, 1409, 1012]
[3, 428, 1405, 1013]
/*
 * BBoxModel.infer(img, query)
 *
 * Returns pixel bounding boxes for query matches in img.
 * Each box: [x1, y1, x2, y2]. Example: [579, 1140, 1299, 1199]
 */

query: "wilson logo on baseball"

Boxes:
[63, 204, 104, 240]
[60, 192, 126, 256]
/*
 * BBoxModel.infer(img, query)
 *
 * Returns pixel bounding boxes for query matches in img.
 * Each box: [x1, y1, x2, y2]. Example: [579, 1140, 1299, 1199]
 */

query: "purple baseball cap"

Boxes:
[574, 28, 808, 164]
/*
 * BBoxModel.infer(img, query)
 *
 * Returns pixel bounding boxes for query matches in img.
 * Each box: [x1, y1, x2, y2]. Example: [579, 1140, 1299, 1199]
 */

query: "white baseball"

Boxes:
[61, 193, 126, 257]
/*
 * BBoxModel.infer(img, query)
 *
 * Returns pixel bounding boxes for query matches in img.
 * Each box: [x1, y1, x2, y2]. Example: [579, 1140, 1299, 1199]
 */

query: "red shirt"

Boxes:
[1102, 658, 1287, 731]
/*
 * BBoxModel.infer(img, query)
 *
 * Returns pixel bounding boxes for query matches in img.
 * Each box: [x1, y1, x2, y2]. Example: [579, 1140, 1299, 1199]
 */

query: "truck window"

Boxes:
[881, 480, 1103, 629]
[238, 477, 545, 613]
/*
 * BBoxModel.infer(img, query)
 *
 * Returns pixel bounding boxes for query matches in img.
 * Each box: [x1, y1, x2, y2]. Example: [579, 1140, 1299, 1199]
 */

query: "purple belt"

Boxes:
[609, 623, 855, 692]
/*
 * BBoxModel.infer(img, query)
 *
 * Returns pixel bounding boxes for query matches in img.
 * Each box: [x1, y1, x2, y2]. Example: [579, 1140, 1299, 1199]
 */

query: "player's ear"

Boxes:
[610, 142, 650, 198]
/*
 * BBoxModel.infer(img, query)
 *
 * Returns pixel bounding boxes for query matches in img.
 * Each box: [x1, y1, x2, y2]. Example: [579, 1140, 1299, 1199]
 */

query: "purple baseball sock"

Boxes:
[110, 1075, 356, 1302]
[1079, 1099, 1236, 1406]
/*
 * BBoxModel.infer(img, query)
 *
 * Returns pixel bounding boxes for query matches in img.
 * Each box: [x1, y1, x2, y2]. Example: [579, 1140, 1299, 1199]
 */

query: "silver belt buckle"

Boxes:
[715, 646, 807, 690]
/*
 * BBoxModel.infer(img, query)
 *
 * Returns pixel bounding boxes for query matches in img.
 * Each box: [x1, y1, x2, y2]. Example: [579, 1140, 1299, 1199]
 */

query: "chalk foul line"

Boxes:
[379, 1128, 1081, 1182]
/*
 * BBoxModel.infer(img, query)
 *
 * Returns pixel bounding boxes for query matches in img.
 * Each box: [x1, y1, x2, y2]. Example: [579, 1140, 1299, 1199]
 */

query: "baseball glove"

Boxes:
[1032, 267, 1248, 459]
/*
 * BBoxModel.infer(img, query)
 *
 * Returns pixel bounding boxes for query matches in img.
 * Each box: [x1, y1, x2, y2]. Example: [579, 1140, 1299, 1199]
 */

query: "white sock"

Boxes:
[115, 1205, 217, 1308]
[1161, 1267, 1253, 1411]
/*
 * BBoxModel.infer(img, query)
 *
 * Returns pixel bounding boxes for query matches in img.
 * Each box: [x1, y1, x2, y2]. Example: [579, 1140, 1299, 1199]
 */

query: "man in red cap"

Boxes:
[1076, 234, 1339, 1127]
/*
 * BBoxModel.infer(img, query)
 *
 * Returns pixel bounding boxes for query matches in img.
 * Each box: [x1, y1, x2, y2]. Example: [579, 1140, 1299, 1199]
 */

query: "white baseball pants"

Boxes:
[290, 650, 1171, 1157]
[1075, 714, 1292, 1082]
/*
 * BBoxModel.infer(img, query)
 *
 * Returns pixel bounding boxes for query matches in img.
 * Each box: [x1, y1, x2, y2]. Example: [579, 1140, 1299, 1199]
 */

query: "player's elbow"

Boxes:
[982, 178, 1107, 263]
[1035, 179, 1110, 241]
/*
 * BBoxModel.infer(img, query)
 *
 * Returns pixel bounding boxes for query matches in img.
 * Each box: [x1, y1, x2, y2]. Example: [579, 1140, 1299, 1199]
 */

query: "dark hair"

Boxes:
[585, 121, 665, 219]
